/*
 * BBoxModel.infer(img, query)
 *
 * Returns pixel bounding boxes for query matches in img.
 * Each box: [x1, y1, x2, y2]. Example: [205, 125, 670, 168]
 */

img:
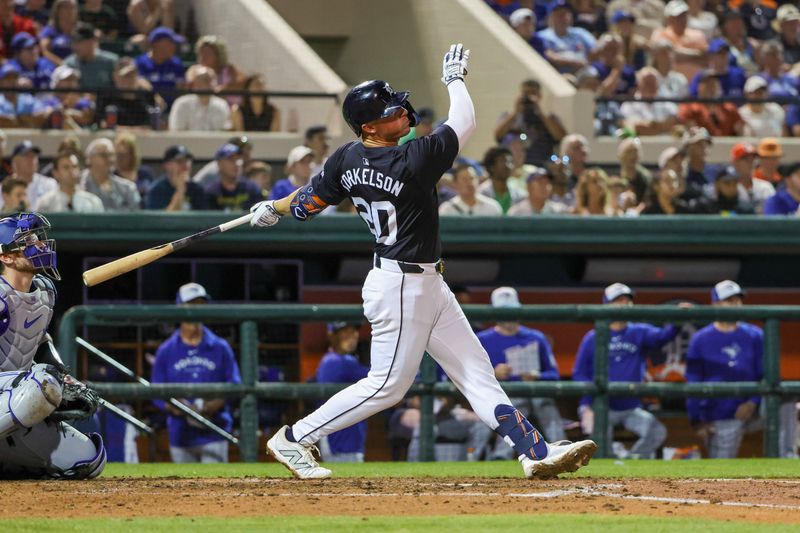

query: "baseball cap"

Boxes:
[215, 142, 241, 160]
[326, 321, 357, 333]
[286, 145, 313, 168]
[681, 126, 712, 147]
[711, 280, 745, 303]
[715, 165, 738, 182]
[757, 137, 782, 158]
[664, 0, 689, 18]
[547, 0, 570, 17]
[708, 38, 730, 54]
[10, 32, 36, 52]
[491, 286, 521, 308]
[50, 64, 79, 88]
[730, 142, 756, 161]
[611, 10, 635, 24]
[72, 22, 97, 42]
[163, 144, 194, 162]
[744, 75, 768, 94]
[525, 166, 549, 183]
[575, 65, 600, 84]
[148, 26, 185, 45]
[603, 283, 634, 304]
[0, 62, 20, 79]
[774, 5, 800, 31]
[176, 282, 210, 304]
[658, 146, 683, 170]
[11, 140, 41, 158]
[509, 7, 535, 27]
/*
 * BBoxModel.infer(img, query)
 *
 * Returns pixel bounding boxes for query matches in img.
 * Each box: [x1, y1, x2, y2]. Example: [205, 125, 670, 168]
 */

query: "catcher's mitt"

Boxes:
[47, 378, 100, 422]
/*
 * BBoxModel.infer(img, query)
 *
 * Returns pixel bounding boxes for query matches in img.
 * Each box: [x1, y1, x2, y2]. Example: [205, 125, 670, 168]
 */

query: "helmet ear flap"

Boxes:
[403, 101, 419, 128]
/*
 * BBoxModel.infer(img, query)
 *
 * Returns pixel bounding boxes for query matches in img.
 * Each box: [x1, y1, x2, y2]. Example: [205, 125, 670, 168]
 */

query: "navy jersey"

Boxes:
[312, 125, 460, 263]
[477, 326, 561, 382]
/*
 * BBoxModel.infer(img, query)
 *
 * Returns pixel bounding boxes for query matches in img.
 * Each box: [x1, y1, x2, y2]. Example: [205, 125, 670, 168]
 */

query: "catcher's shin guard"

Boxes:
[0, 363, 62, 438]
[49, 431, 107, 479]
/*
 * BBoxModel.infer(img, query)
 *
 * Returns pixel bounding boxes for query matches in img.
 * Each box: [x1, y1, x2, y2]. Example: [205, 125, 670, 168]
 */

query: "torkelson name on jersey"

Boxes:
[341, 166, 404, 197]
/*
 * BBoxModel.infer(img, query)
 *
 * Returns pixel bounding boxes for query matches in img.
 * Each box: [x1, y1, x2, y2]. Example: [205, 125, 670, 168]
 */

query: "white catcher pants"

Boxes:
[292, 261, 515, 445]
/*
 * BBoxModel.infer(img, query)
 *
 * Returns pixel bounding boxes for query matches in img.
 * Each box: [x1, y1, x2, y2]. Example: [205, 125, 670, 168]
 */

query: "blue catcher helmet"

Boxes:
[0, 212, 59, 280]
[342, 80, 419, 137]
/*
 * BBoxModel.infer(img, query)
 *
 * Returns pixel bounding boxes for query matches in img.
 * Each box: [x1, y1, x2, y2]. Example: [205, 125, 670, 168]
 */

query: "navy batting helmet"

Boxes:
[0, 212, 59, 280]
[342, 80, 419, 137]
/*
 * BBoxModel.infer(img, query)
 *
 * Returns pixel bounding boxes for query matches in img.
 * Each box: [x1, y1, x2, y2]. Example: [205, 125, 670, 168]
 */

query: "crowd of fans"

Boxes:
[490, 0, 800, 138]
[0, 0, 280, 132]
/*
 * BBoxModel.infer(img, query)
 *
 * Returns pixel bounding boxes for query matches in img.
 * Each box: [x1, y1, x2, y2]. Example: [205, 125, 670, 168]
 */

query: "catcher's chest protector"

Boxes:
[0, 278, 54, 372]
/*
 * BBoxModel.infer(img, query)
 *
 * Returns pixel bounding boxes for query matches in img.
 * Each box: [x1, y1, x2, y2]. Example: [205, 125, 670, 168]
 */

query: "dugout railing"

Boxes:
[57, 304, 800, 462]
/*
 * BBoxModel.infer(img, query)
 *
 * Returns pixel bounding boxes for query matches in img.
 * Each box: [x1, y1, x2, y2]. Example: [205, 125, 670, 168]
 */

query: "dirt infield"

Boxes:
[4, 477, 800, 524]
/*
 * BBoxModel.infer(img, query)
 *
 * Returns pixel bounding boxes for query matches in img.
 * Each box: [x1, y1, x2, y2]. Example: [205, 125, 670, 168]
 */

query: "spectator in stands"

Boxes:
[204, 142, 263, 211]
[681, 126, 714, 198]
[616, 137, 651, 206]
[114, 132, 154, 197]
[135, 26, 185, 107]
[537, 0, 598, 74]
[9, 32, 53, 89]
[739, 76, 785, 137]
[231, 74, 280, 132]
[609, 10, 647, 70]
[679, 71, 743, 136]
[193, 35, 245, 103]
[650, 39, 689, 99]
[775, 5, 800, 66]
[127, 0, 175, 44]
[439, 164, 503, 216]
[479, 146, 527, 214]
[764, 161, 800, 216]
[0, 0, 35, 59]
[573, 167, 618, 215]
[591, 33, 636, 95]
[40, 0, 76, 65]
[269, 145, 313, 201]
[146, 145, 207, 211]
[578, 65, 623, 135]
[642, 168, 697, 214]
[1, 176, 27, 211]
[620, 67, 678, 135]
[685, 280, 763, 458]
[572, 0, 607, 37]
[730, 142, 774, 213]
[720, 9, 758, 76]
[573, 283, 673, 459]
[96, 58, 154, 128]
[687, 0, 716, 40]
[16, 0, 48, 30]
[509, 7, 544, 55]
[35, 64, 94, 130]
[0, 62, 40, 127]
[168, 66, 231, 131]
[605, 0, 665, 36]
[314, 322, 370, 463]
[10, 141, 55, 209]
[399, 107, 435, 146]
[697, 166, 755, 215]
[650, 0, 708, 82]
[546, 157, 576, 208]
[508, 167, 568, 215]
[759, 40, 798, 98]
[36, 151, 103, 212]
[64, 22, 118, 90]
[152, 282, 241, 464]
[754, 137, 782, 184]
[304, 125, 329, 175]
[478, 286, 566, 458]
[559, 132, 590, 184]
[690, 39, 745, 98]
[191, 135, 252, 189]
[494, 79, 565, 168]
[244, 161, 271, 199]
[79, 0, 118, 40]
[740, 0, 777, 41]
[658, 146, 685, 178]
[81, 137, 140, 211]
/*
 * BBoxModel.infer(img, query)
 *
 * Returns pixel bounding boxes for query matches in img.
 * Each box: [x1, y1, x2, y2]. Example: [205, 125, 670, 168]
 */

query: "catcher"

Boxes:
[0, 212, 105, 479]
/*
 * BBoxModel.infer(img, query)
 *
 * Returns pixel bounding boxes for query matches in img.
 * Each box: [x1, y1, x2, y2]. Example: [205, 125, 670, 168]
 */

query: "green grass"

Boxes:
[101, 458, 800, 479]
[1, 515, 795, 533]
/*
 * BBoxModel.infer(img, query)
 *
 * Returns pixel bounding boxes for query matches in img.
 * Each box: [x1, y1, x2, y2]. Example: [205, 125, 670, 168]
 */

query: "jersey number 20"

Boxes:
[352, 197, 398, 245]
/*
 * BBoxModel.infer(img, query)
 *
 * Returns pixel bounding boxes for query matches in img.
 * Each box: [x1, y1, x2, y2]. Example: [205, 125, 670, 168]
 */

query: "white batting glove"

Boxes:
[441, 43, 470, 86]
[250, 200, 282, 228]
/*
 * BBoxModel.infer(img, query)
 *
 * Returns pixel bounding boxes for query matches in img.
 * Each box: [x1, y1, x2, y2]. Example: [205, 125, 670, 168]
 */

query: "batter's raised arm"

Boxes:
[441, 43, 476, 147]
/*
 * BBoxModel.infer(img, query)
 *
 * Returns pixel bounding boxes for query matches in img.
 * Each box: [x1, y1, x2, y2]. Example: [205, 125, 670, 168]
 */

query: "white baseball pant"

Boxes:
[292, 258, 517, 446]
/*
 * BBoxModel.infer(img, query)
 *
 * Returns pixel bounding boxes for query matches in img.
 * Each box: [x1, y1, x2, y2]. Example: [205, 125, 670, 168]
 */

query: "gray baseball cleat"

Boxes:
[267, 425, 332, 479]
[520, 439, 598, 480]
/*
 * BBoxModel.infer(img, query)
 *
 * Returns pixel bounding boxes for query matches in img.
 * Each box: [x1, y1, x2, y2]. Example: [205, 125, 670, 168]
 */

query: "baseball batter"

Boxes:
[250, 44, 597, 479]
[0, 212, 106, 479]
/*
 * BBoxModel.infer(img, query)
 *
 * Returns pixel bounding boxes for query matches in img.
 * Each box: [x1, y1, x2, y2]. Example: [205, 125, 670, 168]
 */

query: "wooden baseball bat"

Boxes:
[82, 213, 254, 287]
